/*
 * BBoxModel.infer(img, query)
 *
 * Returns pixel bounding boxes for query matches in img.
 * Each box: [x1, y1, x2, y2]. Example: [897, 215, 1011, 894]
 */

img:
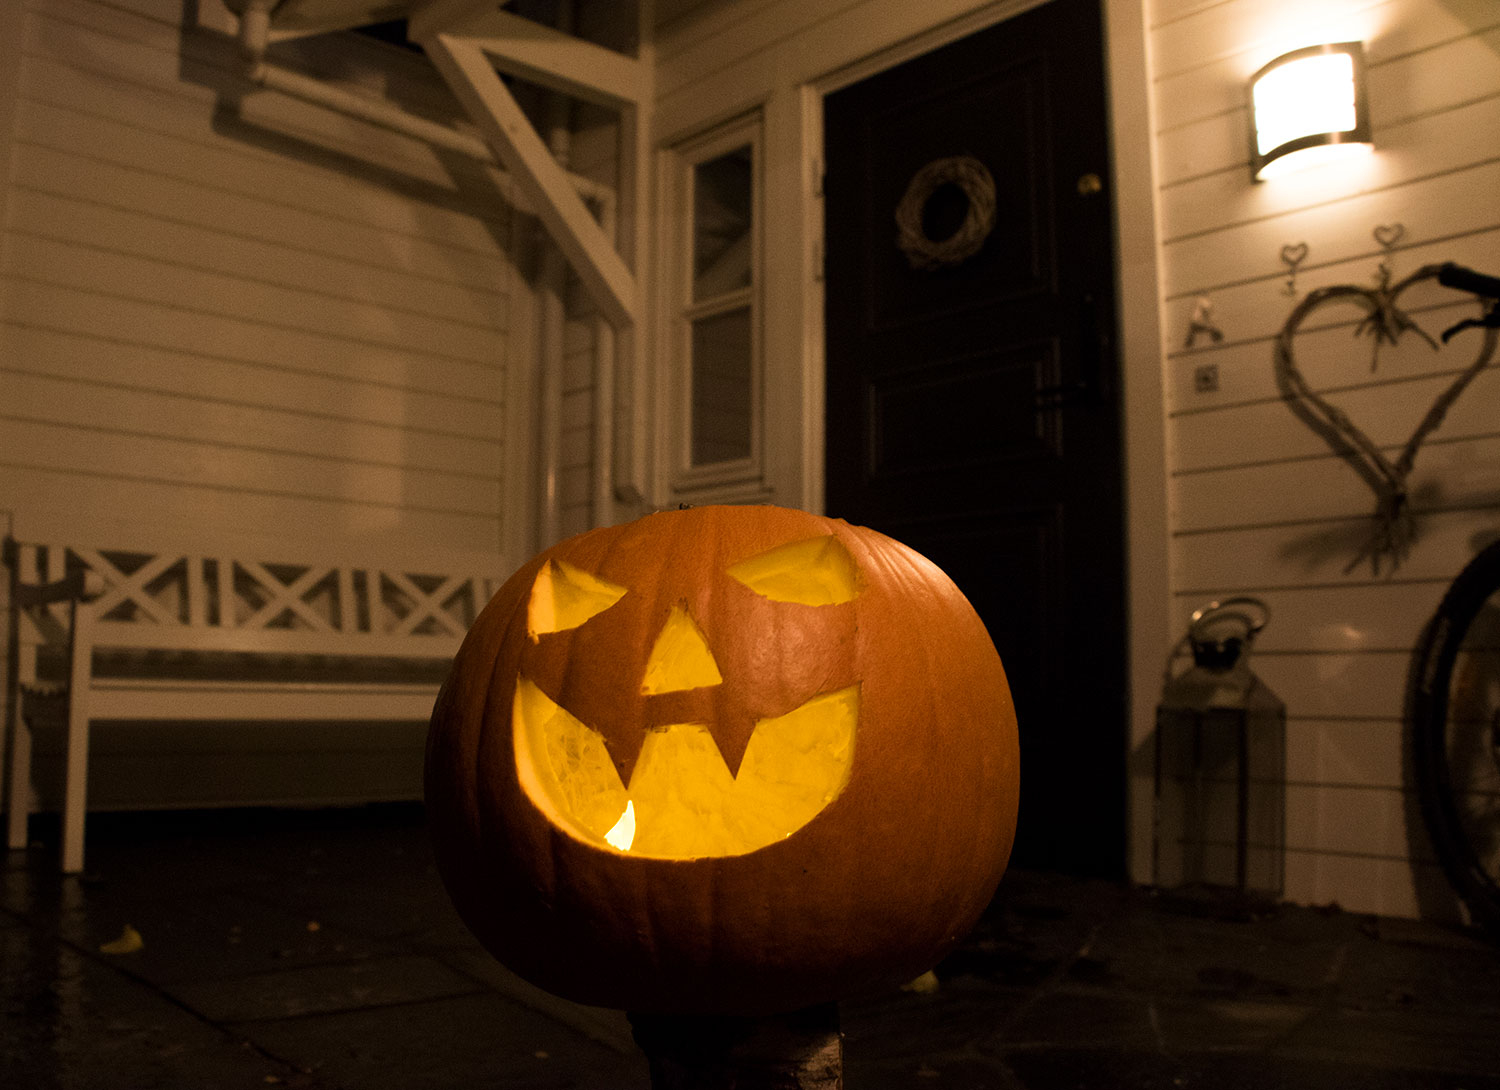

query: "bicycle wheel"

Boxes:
[1411, 537, 1500, 934]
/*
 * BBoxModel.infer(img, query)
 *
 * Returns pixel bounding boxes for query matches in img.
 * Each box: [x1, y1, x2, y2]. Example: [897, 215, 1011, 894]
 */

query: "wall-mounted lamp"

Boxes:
[1249, 42, 1371, 181]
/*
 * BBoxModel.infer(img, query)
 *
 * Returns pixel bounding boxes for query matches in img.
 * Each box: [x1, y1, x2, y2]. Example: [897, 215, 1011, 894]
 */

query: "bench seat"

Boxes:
[4, 535, 503, 873]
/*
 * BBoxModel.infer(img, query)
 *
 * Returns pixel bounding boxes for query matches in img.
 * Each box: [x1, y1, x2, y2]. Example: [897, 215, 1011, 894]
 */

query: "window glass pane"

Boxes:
[690, 306, 753, 465]
[693, 146, 753, 301]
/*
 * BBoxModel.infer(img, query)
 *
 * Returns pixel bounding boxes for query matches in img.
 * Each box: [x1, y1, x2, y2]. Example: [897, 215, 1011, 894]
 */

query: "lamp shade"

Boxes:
[1249, 42, 1371, 181]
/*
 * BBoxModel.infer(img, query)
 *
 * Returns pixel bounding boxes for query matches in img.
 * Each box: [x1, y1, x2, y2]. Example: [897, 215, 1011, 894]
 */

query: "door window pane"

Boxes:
[692, 147, 753, 301]
[690, 307, 753, 465]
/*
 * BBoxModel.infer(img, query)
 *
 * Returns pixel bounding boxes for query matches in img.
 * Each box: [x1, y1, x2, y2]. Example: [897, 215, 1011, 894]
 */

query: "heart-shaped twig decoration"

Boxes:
[1280, 242, 1309, 267]
[1276, 263, 1498, 576]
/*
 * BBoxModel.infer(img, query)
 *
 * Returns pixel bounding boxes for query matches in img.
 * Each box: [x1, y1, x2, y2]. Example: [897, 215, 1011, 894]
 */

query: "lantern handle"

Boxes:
[1163, 597, 1271, 684]
[1189, 596, 1270, 638]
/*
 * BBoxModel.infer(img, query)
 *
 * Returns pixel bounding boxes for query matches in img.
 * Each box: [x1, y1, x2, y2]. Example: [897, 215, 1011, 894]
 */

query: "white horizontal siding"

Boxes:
[556, 105, 619, 539]
[0, 0, 521, 557]
[1157, 23, 1500, 187]
[1172, 370, 1500, 476]
[8, 177, 506, 329]
[2, 227, 506, 364]
[2, 278, 504, 403]
[1, 368, 502, 476]
[20, 7, 513, 253]
[1180, 580, 1447, 652]
[12, 138, 511, 289]
[1172, 507, 1498, 590]
[1, 320, 503, 439]
[1153, 0, 1500, 918]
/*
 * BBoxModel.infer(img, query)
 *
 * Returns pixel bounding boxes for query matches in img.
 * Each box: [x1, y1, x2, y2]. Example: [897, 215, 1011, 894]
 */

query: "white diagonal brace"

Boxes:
[75, 549, 180, 626]
[463, 11, 648, 110]
[239, 561, 335, 633]
[381, 571, 468, 637]
[424, 32, 637, 330]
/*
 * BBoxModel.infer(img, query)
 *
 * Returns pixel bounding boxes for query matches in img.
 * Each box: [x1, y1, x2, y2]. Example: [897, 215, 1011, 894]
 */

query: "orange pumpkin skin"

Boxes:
[425, 504, 1018, 1015]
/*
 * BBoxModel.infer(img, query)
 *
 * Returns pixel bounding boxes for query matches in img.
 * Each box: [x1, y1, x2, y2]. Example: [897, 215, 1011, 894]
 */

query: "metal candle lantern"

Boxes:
[1154, 598, 1286, 897]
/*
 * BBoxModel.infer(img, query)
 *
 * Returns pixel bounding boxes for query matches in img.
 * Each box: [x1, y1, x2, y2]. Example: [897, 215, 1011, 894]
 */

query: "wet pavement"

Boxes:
[4, 803, 1500, 1089]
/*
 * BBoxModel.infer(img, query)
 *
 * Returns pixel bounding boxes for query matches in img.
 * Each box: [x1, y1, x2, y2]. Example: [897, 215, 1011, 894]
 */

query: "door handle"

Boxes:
[1034, 292, 1112, 407]
[1034, 379, 1092, 407]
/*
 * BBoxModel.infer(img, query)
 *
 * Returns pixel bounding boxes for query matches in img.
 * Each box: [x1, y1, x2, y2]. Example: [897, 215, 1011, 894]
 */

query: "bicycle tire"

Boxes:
[1411, 536, 1500, 934]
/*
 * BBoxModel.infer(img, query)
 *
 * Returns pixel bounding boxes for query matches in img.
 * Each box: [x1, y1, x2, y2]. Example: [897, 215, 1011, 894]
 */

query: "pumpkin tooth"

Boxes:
[604, 800, 636, 851]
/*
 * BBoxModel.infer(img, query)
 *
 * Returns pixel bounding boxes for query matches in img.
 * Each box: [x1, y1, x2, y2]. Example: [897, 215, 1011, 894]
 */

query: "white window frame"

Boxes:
[658, 111, 766, 499]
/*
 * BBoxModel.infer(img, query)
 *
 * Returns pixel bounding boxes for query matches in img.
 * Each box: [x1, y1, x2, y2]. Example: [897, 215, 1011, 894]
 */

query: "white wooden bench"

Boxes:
[4, 534, 503, 873]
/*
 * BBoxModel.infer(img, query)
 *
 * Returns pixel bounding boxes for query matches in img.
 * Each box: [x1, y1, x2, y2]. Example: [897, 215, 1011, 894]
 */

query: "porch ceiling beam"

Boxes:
[457, 11, 648, 110]
[406, 0, 500, 44]
[247, 0, 414, 38]
[423, 33, 637, 330]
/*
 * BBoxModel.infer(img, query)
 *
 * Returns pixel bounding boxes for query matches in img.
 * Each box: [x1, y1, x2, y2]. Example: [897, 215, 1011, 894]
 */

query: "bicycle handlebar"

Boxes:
[1436, 262, 1500, 343]
[1438, 262, 1500, 299]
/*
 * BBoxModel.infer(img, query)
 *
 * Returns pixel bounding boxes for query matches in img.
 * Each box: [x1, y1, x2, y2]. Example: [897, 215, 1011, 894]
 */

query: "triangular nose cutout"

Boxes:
[642, 606, 723, 694]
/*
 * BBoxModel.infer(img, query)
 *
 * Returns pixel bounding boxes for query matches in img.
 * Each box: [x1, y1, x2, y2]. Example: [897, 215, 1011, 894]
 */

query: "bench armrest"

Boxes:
[12, 569, 105, 609]
[6, 537, 108, 606]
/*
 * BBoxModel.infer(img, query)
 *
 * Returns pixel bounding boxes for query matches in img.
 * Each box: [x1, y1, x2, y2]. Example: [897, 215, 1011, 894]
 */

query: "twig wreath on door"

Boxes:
[894, 155, 996, 270]
[1275, 226, 1498, 576]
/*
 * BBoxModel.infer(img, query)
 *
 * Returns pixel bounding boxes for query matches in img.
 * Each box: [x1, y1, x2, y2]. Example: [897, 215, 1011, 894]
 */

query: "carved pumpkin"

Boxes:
[425, 504, 1018, 1014]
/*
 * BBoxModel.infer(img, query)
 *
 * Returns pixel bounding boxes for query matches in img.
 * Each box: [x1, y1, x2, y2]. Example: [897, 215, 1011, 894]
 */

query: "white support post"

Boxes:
[613, 0, 655, 513]
[422, 33, 638, 332]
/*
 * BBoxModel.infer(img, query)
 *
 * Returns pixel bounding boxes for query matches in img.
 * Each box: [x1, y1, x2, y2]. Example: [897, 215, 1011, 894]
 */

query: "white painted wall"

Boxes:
[1152, 0, 1500, 920]
[0, 0, 523, 556]
[651, 0, 1499, 920]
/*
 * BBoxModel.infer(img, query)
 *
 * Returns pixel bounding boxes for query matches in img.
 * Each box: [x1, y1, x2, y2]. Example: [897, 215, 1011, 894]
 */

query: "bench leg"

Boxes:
[6, 698, 32, 850]
[7, 641, 37, 851]
[61, 696, 89, 875]
[61, 601, 95, 875]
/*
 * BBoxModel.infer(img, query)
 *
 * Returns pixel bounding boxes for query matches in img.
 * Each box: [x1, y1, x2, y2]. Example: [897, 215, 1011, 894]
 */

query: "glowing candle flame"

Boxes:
[605, 799, 636, 851]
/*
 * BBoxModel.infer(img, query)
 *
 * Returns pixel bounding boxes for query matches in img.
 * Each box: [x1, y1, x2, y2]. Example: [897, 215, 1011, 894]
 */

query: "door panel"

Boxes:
[824, 0, 1127, 877]
[862, 61, 1050, 330]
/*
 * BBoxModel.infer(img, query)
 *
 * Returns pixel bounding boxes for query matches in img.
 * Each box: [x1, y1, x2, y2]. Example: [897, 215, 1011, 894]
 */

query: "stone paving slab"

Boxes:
[6, 806, 1500, 1089]
[0, 922, 304, 1089]
[163, 953, 484, 1023]
[236, 991, 647, 1089]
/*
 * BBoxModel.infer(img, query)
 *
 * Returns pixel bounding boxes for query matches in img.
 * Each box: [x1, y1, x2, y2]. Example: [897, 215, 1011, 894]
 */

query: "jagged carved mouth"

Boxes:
[513, 679, 858, 858]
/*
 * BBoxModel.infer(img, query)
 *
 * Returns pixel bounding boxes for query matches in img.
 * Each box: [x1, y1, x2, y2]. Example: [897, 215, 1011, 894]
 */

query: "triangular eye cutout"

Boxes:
[528, 560, 628, 639]
[727, 535, 859, 605]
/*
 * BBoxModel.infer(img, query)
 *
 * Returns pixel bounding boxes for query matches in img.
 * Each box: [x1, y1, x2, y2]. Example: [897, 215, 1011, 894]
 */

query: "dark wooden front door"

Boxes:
[823, 0, 1127, 878]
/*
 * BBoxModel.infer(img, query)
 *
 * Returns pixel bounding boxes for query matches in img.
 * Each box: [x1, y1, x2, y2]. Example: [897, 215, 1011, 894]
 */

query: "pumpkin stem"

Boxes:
[628, 1003, 842, 1089]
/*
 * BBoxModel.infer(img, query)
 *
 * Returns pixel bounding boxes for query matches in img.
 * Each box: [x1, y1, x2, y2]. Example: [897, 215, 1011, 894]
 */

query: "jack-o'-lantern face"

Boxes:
[513, 534, 862, 858]
[425, 504, 1019, 1016]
